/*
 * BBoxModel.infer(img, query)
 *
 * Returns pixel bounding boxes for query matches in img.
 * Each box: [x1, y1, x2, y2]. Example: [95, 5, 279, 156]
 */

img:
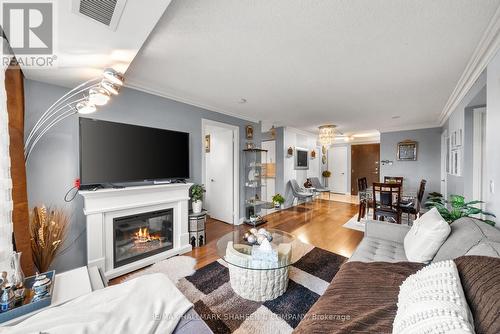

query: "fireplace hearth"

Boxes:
[80, 183, 192, 279]
[113, 209, 174, 268]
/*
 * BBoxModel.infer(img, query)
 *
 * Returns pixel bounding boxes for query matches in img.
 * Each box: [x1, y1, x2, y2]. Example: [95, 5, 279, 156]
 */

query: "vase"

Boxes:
[192, 200, 203, 213]
[0, 284, 14, 312]
[10, 252, 25, 289]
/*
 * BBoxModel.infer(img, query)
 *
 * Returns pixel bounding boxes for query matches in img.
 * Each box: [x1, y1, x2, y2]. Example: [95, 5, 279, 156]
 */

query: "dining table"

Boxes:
[358, 187, 417, 221]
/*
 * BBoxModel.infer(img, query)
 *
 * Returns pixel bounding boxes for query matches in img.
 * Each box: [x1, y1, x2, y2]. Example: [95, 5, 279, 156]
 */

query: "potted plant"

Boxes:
[190, 184, 205, 213]
[425, 193, 496, 226]
[322, 170, 331, 187]
[272, 193, 285, 209]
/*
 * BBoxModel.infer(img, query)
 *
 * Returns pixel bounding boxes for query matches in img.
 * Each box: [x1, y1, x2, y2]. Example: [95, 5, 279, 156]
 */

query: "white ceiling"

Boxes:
[18, 0, 172, 88]
[125, 0, 500, 135]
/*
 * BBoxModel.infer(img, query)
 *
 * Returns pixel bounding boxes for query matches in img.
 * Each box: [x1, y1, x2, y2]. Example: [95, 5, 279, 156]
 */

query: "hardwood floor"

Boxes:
[188, 197, 362, 269]
[111, 196, 362, 283]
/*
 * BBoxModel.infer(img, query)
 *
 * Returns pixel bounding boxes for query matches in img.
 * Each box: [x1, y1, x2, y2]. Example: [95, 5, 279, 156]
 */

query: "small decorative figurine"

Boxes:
[32, 274, 52, 297]
[0, 284, 15, 312]
[0, 272, 7, 288]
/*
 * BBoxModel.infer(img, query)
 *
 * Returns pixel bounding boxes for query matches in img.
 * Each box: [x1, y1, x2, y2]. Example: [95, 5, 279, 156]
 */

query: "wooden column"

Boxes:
[5, 67, 34, 275]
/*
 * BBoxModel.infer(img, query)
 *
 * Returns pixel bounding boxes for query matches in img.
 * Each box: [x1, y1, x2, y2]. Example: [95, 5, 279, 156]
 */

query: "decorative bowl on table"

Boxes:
[243, 228, 273, 245]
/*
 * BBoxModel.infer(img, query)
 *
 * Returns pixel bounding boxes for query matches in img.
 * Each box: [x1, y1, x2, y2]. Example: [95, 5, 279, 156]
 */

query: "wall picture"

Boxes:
[397, 140, 417, 161]
[295, 147, 309, 170]
[245, 125, 254, 139]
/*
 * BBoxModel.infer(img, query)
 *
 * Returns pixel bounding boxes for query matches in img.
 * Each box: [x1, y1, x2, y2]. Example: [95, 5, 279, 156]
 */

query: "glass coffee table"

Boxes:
[216, 229, 299, 302]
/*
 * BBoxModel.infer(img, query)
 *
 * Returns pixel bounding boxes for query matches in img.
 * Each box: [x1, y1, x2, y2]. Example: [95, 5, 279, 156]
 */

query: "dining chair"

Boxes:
[384, 176, 404, 187]
[310, 177, 331, 200]
[372, 182, 402, 224]
[357, 177, 370, 221]
[401, 179, 427, 222]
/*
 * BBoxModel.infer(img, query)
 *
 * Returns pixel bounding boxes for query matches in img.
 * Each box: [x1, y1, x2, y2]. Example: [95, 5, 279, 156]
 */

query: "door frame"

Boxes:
[440, 130, 448, 199]
[472, 107, 486, 209]
[201, 119, 239, 225]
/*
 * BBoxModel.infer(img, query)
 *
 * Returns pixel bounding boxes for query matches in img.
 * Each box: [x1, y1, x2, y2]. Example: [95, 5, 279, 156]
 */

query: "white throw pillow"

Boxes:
[393, 260, 475, 334]
[404, 207, 451, 263]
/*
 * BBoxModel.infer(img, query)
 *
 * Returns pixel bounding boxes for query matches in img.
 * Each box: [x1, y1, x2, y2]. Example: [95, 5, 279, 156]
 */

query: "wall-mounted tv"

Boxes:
[79, 118, 190, 186]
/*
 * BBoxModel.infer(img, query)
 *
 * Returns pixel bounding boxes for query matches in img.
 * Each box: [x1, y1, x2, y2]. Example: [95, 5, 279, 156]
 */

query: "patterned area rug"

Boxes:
[176, 246, 347, 333]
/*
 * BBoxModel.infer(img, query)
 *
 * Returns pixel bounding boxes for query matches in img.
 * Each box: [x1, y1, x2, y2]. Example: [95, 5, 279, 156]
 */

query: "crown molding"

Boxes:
[124, 80, 260, 123]
[284, 126, 318, 137]
[439, 4, 500, 125]
[379, 122, 441, 134]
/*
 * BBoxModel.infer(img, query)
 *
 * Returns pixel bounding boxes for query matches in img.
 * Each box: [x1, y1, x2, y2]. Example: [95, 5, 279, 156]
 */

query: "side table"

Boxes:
[189, 210, 207, 248]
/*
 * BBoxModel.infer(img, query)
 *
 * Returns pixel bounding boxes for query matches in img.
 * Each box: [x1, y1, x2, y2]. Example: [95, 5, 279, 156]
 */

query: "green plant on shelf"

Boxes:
[425, 193, 496, 226]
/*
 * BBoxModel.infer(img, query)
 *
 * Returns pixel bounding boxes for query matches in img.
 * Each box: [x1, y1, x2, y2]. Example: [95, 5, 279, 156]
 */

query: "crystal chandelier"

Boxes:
[318, 124, 337, 147]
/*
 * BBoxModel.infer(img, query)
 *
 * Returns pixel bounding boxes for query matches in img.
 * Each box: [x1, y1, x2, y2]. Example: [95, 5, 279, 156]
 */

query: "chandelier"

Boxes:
[318, 124, 337, 147]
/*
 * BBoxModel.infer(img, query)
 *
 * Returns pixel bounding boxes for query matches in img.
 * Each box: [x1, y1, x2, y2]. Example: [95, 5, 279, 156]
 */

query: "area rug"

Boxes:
[124, 255, 196, 284]
[176, 245, 347, 333]
[343, 210, 412, 232]
[342, 213, 368, 232]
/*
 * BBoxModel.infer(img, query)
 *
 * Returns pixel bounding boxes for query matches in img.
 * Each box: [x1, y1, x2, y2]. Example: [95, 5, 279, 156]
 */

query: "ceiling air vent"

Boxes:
[73, 0, 128, 31]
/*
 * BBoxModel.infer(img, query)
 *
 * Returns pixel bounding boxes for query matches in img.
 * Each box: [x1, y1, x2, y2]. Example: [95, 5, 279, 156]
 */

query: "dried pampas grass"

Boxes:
[29, 206, 68, 272]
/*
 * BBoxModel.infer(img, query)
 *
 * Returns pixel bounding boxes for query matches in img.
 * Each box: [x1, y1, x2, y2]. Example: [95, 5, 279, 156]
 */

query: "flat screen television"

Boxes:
[79, 118, 190, 186]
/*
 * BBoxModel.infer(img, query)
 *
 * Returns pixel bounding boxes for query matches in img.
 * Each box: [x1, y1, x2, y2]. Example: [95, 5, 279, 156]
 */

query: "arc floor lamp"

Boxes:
[24, 68, 124, 162]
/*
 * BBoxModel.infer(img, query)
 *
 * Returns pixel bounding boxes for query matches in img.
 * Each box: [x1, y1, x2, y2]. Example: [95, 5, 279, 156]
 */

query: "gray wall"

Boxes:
[443, 72, 486, 199]
[380, 127, 441, 196]
[24, 79, 260, 272]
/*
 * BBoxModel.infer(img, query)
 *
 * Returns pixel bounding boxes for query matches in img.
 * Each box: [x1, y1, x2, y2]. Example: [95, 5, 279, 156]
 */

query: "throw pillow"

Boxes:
[454, 256, 500, 334]
[393, 260, 475, 334]
[404, 207, 451, 262]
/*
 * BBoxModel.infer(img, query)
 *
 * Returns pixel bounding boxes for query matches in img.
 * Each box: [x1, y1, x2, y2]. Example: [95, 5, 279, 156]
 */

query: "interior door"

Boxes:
[328, 146, 348, 193]
[351, 144, 380, 195]
[205, 127, 234, 223]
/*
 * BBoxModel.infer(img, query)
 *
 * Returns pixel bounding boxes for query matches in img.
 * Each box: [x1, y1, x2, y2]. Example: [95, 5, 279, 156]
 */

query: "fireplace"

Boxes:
[113, 209, 174, 268]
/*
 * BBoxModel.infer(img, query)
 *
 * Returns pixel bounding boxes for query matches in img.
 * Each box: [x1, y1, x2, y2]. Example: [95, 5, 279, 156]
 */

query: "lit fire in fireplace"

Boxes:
[134, 227, 160, 243]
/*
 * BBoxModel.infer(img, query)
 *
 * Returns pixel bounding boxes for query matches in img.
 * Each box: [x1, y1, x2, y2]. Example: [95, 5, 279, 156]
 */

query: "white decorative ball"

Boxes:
[256, 235, 267, 245]
[247, 234, 257, 244]
[250, 228, 258, 235]
[258, 228, 267, 235]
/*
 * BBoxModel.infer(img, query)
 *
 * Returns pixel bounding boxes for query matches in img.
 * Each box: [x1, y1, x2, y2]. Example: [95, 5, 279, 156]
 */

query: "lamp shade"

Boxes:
[88, 87, 110, 106]
[76, 101, 97, 114]
[103, 68, 124, 85]
[101, 79, 120, 95]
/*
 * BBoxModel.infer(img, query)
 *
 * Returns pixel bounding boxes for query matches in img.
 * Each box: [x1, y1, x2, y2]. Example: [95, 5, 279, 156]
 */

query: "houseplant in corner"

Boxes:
[272, 193, 285, 209]
[190, 184, 205, 213]
[425, 193, 496, 226]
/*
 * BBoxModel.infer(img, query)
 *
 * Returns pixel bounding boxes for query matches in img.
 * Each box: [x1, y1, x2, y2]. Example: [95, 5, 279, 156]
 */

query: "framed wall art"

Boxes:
[245, 125, 254, 139]
[397, 140, 417, 161]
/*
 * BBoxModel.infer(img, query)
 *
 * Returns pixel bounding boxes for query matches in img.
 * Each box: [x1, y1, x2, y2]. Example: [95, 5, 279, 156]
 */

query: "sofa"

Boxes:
[349, 217, 500, 262]
[294, 217, 500, 334]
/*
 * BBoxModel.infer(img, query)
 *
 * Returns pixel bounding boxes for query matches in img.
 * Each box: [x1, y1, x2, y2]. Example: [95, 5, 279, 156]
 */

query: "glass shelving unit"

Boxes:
[243, 148, 272, 226]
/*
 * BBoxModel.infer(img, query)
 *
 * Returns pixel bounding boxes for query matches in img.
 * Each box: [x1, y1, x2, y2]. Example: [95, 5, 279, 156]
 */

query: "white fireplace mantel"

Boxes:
[80, 183, 193, 279]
